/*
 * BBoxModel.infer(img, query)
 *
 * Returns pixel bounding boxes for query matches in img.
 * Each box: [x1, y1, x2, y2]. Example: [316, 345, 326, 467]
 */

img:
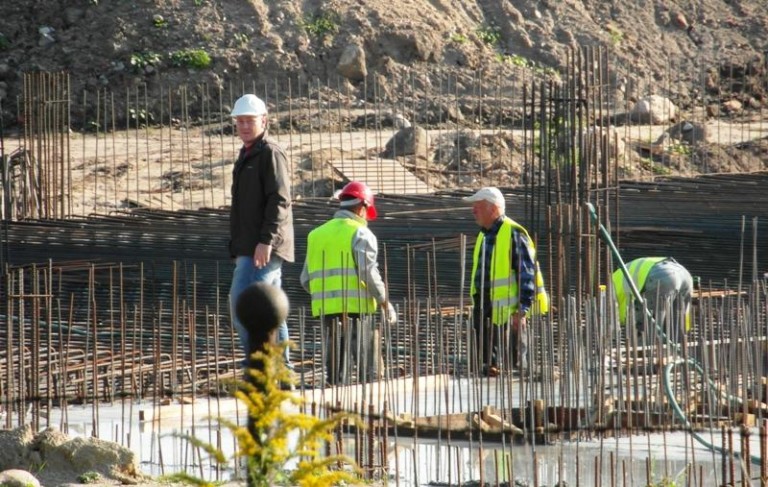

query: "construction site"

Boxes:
[1, 48, 768, 486]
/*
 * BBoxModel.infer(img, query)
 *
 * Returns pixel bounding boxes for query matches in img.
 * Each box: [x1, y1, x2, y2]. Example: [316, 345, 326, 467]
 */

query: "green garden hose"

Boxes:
[585, 202, 760, 466]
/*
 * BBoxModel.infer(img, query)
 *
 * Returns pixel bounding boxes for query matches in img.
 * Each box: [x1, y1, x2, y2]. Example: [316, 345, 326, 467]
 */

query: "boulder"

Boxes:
[629, 95, 678, 124]
[666, 120, 707, 144]
[337, 44, 367, 82]
[383, 126, 430, 158]
[0, 426, 34, 469]
[0, 469, 41, 487]
[0, 426, 146, 485]
[722, 99, 743, 113]
[34, 428, 142, 482]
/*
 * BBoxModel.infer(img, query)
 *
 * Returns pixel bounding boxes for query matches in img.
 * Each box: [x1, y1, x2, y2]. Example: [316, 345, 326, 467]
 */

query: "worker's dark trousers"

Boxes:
[323, 315, 381, 385]
[473, 305, 528, 372]
[473, 302, 496, 371]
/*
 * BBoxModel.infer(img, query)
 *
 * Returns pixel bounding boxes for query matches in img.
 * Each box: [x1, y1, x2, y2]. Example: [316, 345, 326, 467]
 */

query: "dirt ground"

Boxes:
[1, 0, 767, 129]
[1, 1, 767, 217]
[3, 114, 768, 219]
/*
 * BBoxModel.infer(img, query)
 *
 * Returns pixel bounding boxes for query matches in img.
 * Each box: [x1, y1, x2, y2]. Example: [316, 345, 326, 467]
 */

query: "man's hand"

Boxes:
[253, 243, 272, 268]
[382, 302, 398, 325]
[512, 310, 527, 331]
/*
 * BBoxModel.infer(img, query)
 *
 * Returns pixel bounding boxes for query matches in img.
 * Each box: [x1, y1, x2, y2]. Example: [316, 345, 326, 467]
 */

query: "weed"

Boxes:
[667, 142, 692, 156]
[167, 342, 362, 486]
[77, 471, 101, 484]
[534, 65, 559, 77]
[302, 11, 340, 40]
[169, 49, 212, 69]
[450, 32, 468, 44]
[152, 15, 168, 28]
[128, 108, 154, 127]
[496, 53, 529, 67]
[606, 24, 623, 46]
[233, 32, 249, 47]
[639, 157, 672, 175]
[0, 33, 10, 51]
[647, 462, 689, 486]
[129, 51, 162, 73]
[476, 25, 502, 46]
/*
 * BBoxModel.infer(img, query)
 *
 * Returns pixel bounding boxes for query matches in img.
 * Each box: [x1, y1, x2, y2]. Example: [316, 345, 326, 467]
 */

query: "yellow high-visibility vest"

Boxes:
[611, 257, 664, 325]
[470, 217, 549, 325]
[307, 218, 377, 317]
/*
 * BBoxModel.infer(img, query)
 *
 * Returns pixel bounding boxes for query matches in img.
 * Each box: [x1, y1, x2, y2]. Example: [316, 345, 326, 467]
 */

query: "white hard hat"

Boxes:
[231, 94, 267, 117]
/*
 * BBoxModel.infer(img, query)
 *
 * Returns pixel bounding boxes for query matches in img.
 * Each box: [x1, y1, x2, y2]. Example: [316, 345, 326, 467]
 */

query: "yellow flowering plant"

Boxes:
[167, 342, 363, 487]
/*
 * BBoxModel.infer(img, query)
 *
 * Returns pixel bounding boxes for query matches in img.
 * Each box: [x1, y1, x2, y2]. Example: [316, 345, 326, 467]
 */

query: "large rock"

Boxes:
[34, 428, 142, 482]
[383, 126, 430, 158]
[629, 95, 678, 124]
[0, 426, 145, 485]
[666, 120, 707, 144]
[337, 43, 367, 82]
[0, 469, 41, 487]
[0, 426, 34, 469]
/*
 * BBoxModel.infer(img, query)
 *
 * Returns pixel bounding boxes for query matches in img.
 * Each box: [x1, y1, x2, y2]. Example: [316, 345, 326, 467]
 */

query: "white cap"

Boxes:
[231, 94, 267, 117]
[463, 186, 505, 213]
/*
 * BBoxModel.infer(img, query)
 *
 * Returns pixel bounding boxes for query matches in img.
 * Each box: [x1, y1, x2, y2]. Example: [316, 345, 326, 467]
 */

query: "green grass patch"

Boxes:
[169, 49, 211, 69]
[476, 25, 502, 46]
[301, 11, 340, 39]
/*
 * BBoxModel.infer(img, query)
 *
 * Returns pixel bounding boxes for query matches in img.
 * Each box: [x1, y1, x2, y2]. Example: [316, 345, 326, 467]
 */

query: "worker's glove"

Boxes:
[382, 302, 397, 325]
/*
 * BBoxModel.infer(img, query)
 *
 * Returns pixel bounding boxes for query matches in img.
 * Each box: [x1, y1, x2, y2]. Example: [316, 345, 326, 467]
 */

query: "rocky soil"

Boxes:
[1, 0, 767, 124]
[0, 1, 766, 201]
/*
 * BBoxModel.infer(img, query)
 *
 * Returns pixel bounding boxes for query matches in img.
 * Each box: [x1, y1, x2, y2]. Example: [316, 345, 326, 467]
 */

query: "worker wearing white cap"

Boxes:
[612, 257, 693, 340]
[228, 94, 295, 376]
[464, 187, 549, 377]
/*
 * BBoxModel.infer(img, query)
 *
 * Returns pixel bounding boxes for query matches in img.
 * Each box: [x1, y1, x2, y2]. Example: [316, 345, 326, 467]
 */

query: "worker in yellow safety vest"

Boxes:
[612, 257, 693, 339]
[300, 181, 397, 386]
[464, 187, 549, 377]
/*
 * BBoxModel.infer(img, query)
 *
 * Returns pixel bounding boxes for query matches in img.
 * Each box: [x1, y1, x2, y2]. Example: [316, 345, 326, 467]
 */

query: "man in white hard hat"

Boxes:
[464, 187, 549, 377]
[228, 94, 295, 379]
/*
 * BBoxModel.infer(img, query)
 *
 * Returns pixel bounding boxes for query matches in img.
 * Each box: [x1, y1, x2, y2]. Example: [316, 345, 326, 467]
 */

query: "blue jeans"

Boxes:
[229, 255, 291, 365]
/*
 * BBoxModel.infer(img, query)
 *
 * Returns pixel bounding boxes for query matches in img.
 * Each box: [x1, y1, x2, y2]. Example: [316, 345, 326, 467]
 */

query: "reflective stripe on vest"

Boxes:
[307, 218, 377, 317]
[611, 257, 665, 325]
[470, 217, 549, 325]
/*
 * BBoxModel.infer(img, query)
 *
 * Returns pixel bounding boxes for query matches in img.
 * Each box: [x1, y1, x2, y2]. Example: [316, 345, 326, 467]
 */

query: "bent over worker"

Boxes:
[300, 181, 397, 386]
[464, 187, 549, 376]
[612, 257, 693, 340]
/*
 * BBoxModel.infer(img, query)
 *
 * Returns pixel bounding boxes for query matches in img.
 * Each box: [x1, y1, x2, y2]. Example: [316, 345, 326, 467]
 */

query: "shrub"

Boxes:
[476, 25, 502, 46]
[167, 342, 362, 486]
[450, 32, 468, 44]
[152, 15, 168, 28]
[169, 49, 212, 69]
[129, 51, 162, 72]
[76, 471, 101, 484]
[301, 12, 340, 39]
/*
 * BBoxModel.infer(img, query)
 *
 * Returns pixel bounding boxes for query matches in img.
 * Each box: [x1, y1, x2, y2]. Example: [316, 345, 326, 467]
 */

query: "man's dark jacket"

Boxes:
[229, 135, 295, 262]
